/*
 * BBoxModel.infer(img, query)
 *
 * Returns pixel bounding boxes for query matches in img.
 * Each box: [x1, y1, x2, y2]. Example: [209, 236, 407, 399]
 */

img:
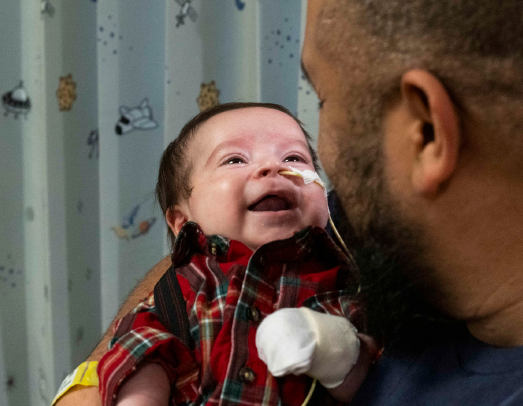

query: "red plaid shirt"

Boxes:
[98, 222, 362, 406]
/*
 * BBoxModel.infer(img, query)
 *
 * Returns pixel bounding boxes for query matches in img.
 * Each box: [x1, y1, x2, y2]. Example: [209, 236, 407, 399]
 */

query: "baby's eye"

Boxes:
[225, 157, 245, 165]
[284, 155, 304, 163]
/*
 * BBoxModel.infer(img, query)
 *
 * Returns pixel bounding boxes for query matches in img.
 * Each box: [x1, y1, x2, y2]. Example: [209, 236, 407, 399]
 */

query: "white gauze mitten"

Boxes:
[256, 307, 360, 388]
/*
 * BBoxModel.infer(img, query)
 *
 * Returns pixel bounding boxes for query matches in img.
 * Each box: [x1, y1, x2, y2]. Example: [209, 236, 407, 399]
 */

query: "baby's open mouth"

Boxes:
[248, 195, 292, 212]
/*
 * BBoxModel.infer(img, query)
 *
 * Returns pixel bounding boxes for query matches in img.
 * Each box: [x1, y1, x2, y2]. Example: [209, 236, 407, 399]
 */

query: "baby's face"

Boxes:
[176, 107, 329, 251]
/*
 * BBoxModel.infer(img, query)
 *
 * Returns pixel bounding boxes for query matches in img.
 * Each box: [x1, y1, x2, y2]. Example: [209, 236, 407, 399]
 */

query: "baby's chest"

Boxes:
[186, 265, 338, 350]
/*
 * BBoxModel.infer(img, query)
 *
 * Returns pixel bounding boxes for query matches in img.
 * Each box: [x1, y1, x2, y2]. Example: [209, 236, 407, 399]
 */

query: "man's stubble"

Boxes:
[320, 94, 464, 356]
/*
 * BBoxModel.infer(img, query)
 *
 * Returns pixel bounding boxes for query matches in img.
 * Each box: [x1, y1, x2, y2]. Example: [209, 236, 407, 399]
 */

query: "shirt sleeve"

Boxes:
[301, 290, 364, 328]
[97, 292, 199, 406]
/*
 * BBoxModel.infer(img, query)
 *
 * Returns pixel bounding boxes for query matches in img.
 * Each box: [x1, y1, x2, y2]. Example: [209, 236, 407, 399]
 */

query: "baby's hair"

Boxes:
[156, 102, 320, 250]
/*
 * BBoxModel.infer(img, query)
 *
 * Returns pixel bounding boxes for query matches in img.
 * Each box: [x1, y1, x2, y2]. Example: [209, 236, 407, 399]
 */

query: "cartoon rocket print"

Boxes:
[175, 0, 198, 27]
[111, 204, 157, 240]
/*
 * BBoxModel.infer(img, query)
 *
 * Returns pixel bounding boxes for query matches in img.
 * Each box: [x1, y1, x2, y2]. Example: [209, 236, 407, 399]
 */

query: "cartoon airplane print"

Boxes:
[115, 98, 159, 135]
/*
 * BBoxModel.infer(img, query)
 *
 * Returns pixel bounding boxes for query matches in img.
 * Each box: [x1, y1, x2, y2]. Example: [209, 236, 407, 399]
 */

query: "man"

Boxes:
[57, 0, 523, 405]
[301, 0, 523, 404]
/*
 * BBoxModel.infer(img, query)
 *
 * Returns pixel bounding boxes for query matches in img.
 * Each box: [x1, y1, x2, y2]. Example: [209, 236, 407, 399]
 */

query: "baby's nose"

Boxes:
[255, 160, 282, 178]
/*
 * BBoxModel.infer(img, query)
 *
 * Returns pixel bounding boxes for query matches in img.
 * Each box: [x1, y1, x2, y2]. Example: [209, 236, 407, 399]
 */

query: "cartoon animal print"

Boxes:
[196, 81, 220, 112]
[56, 74, 77, 111]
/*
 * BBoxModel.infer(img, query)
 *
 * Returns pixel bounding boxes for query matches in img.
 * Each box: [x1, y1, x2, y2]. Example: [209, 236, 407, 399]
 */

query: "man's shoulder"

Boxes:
[353, 340, 523, 406]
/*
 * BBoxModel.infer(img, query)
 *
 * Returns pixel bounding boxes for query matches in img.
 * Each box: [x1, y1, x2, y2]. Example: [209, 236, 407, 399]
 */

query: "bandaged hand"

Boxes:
[255, 308, 360, 388]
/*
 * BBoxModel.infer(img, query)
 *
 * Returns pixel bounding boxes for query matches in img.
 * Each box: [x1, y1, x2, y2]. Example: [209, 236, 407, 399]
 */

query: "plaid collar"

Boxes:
[171, 221, 359, 287]
[171, 221, 241, 266]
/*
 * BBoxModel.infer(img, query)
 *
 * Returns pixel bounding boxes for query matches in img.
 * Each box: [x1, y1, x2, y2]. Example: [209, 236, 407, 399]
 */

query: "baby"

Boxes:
[98, 102, 375, 406]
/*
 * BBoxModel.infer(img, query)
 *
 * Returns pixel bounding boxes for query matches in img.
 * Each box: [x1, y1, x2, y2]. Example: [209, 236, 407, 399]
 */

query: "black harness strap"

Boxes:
[154, 265, 192, 349]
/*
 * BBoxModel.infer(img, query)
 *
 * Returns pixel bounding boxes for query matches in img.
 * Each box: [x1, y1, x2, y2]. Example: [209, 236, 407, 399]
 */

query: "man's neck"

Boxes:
[467, 298, 523, 348]
[430, 189, 523, 348]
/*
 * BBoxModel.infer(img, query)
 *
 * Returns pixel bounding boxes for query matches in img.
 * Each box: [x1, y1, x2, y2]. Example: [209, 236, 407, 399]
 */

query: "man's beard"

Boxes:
[326, 132, 465, 357]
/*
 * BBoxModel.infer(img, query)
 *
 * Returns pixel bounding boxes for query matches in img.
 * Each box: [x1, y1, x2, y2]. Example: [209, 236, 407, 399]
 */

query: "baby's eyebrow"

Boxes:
[205, 138, 248, 166]
[292, 139, 311, 151]
[281, 139, 312, 157]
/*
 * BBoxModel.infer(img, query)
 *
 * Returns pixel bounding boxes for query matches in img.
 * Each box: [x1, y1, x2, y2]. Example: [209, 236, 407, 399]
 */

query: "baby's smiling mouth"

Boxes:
[248, 195, 292, 212]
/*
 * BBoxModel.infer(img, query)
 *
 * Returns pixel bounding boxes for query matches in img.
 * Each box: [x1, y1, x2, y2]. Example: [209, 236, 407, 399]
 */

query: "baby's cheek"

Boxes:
[216, 176, 241, 192]
[305, 191, 329, 228]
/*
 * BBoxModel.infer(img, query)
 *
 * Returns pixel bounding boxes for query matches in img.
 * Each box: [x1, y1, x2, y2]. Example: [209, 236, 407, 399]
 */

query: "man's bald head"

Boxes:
[314, 0, 523, 157]
[317, 0, 523, 92]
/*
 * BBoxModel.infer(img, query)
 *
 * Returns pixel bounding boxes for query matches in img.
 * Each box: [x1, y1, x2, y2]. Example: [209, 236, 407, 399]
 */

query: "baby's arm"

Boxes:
[256, 308, 378, 404]
[98, 291, 198, 406]
[325, 334, 379, 403]
[115, 362, 170, 406]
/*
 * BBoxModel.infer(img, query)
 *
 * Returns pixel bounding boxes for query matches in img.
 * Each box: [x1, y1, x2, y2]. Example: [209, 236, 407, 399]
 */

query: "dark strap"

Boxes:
[154, 265, 192, 349]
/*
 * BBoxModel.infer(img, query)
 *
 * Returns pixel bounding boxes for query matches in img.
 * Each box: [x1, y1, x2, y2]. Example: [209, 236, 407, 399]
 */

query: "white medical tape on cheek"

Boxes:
[287, 166, 327, 198]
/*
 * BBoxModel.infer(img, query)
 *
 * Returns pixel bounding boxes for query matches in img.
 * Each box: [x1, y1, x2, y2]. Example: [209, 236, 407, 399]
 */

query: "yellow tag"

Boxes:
[51, 361, 99, 405]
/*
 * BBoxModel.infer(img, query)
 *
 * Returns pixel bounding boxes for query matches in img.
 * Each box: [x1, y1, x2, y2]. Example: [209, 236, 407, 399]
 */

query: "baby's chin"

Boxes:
[243, 227, 305, 251]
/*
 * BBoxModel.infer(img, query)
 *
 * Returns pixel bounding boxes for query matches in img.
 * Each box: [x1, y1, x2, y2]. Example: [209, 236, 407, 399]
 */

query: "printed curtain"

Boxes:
[0, 1, 320, 405]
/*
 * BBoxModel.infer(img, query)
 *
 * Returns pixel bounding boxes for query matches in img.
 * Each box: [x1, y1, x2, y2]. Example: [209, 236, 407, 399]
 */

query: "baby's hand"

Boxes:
[255, 308, 360, 388]
[115, 362, 170, 406]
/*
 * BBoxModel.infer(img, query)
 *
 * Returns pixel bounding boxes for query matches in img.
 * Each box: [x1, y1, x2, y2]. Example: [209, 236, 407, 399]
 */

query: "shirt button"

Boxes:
[211, 243, 217, 255]
[238, 366, 256, 383]
[246, 306, 261, 322]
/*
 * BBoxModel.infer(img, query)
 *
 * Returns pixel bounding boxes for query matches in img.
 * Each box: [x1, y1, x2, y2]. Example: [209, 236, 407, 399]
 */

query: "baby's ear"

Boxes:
[166, 205, 189, 236]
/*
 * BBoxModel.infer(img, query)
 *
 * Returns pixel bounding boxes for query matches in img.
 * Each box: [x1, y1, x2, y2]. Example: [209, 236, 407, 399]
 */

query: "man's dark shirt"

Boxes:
[353, 333, 523, 405]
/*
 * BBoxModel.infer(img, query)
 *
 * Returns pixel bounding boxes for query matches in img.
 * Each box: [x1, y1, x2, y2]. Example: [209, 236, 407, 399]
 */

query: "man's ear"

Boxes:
[401, 69, 461, 195]
[165, 205, 189, 237]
